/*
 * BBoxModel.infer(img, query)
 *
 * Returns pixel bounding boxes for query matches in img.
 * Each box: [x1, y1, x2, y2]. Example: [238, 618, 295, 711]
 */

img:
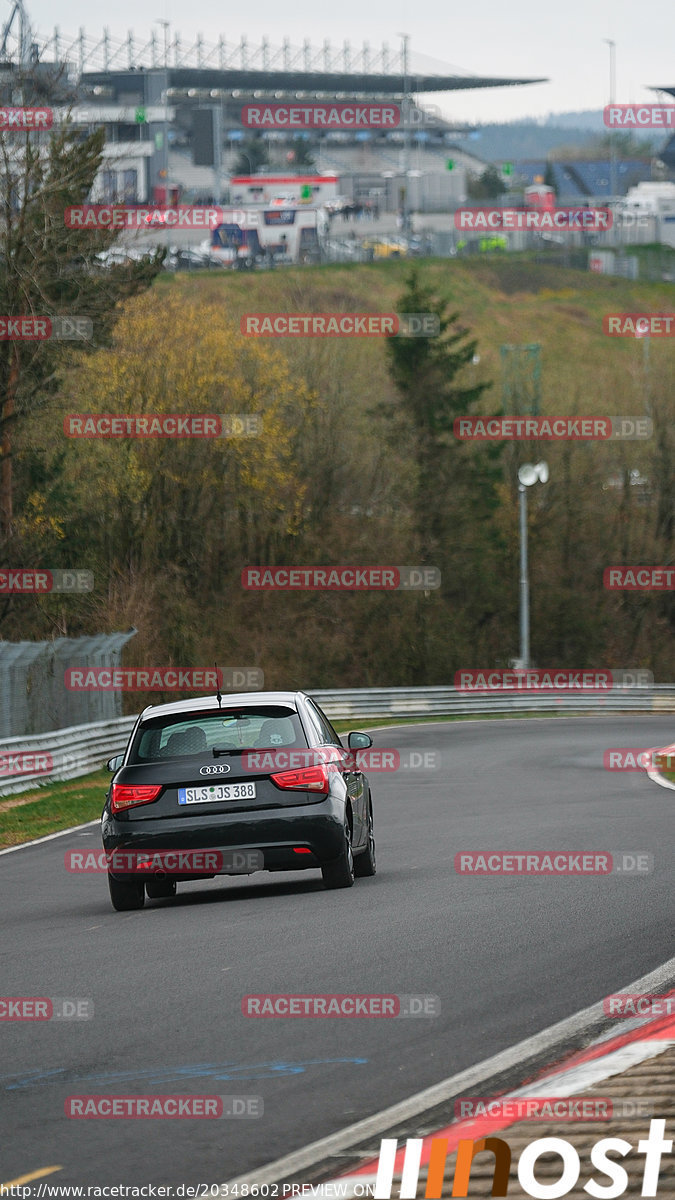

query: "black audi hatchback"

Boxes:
[101, 690, 376, 910]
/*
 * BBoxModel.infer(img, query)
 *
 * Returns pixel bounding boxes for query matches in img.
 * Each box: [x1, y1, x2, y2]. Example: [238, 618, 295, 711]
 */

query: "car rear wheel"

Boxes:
[145, 877, 177, 900]
[321, 816, 355, 889]
[354, 806, 376, 877]
[108, 874, 145, 911]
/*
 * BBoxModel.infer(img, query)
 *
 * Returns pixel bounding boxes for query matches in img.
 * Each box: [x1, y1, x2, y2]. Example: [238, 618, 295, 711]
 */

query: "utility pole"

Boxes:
[398, 32, 411, 238]
[156, 20, 170, 203]
[213, 98, 223, 205]
[604, 40, 617, 202]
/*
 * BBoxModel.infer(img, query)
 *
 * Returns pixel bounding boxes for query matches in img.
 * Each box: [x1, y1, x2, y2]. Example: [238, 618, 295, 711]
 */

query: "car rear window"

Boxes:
[127, 706, 308, 763]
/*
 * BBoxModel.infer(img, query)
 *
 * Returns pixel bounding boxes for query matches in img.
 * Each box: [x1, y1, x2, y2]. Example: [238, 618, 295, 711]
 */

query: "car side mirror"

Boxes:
[347, 732, 373, 750]
[107, 755, 123, 772]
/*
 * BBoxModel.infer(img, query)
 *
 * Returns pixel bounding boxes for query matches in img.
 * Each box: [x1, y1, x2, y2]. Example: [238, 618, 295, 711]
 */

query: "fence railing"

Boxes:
[0, 716, 138, 798]
[0, 630, 137, 740]
[1, 686, 674, 797]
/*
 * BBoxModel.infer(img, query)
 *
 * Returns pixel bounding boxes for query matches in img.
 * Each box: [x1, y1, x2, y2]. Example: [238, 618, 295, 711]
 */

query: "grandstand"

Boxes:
[0, 5, 547, 209]
[72, 46, 545, 207]
[515, 159, 653, 202]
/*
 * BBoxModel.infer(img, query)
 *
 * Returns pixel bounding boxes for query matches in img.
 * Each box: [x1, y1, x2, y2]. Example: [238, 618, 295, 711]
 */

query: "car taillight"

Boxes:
[270, 765, 330, 794]
[111, 784, 163, 813]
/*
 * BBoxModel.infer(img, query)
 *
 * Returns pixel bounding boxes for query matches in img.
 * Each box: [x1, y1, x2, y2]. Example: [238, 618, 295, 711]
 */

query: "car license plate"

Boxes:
[178, 783, 257, 805]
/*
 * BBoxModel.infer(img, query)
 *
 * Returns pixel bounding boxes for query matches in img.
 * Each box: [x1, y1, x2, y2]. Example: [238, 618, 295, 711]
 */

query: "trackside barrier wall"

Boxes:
[0, 685, 673, 797]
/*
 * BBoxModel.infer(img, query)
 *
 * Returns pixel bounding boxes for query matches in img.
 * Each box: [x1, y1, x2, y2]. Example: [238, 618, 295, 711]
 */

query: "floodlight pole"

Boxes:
[517, 462, 548, 669]
[519, 482, 530, 668]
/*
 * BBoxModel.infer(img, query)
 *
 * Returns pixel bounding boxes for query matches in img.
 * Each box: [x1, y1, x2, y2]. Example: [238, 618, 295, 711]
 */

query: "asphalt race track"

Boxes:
[2, 714, 674, 1186]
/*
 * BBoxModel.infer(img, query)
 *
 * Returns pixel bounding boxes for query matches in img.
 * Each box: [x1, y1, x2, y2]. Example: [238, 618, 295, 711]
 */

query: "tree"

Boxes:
[0, 113, 165, 539]
[385, 270, 500, 680]
[466, 164, 505, 200]
[385, 270, 492, 552]
[286, 137, 316, 169]
[233, 138, 268, 176]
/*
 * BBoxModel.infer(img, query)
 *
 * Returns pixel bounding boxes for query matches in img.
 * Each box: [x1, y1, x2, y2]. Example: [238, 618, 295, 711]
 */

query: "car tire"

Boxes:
[321, 815, 355, 889]
[354, 805, 376, 877]
[108, 874, 145, 911]
[145, 878, 177, 900]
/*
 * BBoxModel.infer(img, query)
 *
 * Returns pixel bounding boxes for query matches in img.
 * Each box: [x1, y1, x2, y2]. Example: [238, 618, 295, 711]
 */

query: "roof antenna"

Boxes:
[215, 661, 222, 709]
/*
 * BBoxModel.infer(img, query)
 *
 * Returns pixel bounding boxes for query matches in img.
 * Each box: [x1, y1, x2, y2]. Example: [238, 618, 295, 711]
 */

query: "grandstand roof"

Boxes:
[82, 67, 547, 96]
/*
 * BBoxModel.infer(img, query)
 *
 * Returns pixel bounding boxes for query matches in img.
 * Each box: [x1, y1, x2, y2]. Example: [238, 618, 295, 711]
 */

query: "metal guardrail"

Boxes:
[311, 685, 675, 720]
[0, 686, 673, 798]
[0, 716, 137, 798]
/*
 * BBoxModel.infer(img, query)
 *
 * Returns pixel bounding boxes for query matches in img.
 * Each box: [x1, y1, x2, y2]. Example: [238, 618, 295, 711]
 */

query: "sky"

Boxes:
[24, 0, 675, 125]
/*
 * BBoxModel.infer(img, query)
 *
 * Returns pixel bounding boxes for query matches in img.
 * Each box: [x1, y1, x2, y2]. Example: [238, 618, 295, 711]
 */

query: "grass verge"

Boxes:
[0, 770, 110, 850]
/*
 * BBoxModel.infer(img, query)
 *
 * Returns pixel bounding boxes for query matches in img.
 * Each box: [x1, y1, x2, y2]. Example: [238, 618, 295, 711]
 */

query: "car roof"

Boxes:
[138, 691, 308, 722]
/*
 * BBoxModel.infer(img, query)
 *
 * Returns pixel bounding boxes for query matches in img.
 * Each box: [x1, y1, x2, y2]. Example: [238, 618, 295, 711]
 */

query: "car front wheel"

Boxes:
[108, 874, 145, 911]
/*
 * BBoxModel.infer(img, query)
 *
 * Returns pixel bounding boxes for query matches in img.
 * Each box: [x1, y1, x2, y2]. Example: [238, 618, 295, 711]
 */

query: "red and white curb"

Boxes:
[220, 960, 675, 1193]
[645, 741, 675, 794]
[332, 993, 675, 1196]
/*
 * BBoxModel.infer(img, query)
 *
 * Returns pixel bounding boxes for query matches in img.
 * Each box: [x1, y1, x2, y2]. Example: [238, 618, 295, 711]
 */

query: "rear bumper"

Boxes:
[101, 793, 345, 879]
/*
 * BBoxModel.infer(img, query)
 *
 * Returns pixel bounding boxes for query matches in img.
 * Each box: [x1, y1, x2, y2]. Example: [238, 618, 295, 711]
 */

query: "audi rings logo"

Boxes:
[199, 763, 231, 775]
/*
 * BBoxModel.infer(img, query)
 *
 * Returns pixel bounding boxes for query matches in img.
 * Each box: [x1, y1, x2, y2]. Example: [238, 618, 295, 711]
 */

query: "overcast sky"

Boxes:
[26, 0, 675, 125]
